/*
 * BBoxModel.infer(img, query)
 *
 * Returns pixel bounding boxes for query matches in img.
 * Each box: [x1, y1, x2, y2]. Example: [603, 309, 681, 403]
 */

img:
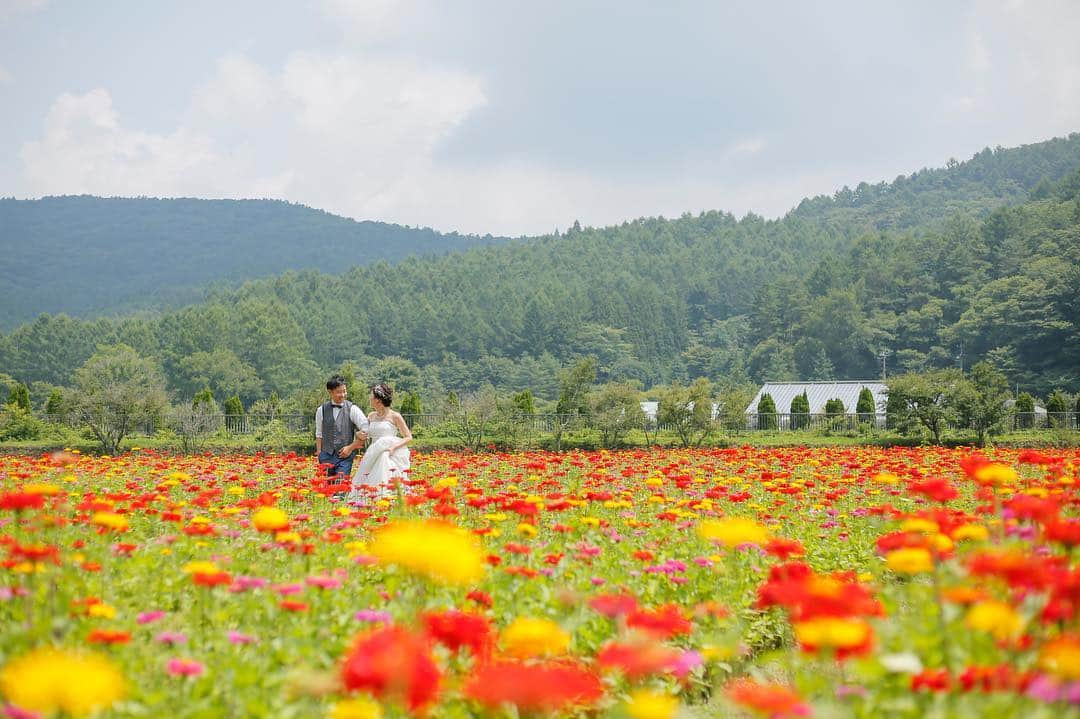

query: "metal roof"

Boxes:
[744, 381, 888, 414]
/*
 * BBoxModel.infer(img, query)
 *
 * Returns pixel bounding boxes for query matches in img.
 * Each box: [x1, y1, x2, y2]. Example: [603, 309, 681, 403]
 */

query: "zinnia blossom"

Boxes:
[251, 506, 289, 532]
[340, 626, 441, 712]
[500, 617, 571, 658]
[0, 647, 125, 717]
[368, 520, 485, 585]
[726, 679, 811, 718]
[463, 660, 603, 714]
[698, 517, 770, 547]
[166, 658, 206, 677]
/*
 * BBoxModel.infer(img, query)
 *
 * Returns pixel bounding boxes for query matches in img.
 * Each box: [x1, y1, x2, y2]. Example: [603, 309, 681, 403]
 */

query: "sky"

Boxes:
[1, 0, 1079, 237]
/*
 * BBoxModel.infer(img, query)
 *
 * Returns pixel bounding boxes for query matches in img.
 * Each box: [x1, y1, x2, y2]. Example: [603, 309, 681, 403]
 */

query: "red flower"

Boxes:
[279, 600, 308, 612]
[341, 626, 441, 712]
[911, 668, 951, 692]
[421, 609, 493, 657]
[908, 478, 958, 503]
[588, 593, 639, 618]
[463, 660, 603, 714]
[765, 537, 806, 560]
[87, 629, 132, 645]
[466, 590, 493, 608]
[626, 603, 693, 638]
[192, 571, 233, 587]
[726, 679, 811, 717]
[0, 492, 44, 511]
[596, 639, 681, 679]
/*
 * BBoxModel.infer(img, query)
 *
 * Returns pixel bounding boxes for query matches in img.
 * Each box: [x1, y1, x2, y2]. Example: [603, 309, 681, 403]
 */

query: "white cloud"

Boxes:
[0, 0, 46, 23]
[966, 31, 991, 73]
[191, 52, 275, 121]
[727, 137, 766, 156]
[0, 66, 12, 84]
[20, 88, 291, 199]
[320, 0, 416, 40]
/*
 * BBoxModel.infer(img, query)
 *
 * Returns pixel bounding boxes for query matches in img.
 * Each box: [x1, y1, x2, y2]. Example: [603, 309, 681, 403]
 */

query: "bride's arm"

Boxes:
[390, 411, 413, 453]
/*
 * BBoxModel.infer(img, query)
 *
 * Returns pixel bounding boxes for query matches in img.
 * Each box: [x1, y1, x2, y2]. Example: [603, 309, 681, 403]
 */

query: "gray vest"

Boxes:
[321, 400, 357, 453]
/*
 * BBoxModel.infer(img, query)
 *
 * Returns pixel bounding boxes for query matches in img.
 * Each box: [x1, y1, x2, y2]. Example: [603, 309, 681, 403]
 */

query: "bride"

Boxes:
[347, 383, 413, 504]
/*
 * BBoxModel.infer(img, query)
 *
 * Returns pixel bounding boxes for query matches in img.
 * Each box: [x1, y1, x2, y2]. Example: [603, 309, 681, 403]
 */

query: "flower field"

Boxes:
[1, 446, 1079, 718]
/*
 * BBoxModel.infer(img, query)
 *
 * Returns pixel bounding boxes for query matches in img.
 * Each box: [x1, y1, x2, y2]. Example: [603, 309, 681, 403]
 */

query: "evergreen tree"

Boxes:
[1046, 389, 1069, 428]
[1015, 392, 1035, 430]
[824, 398, 846, 417]
[399, 391, 423, 417]
[756, 392, 777, 430]
[790, 391, 810, 430]
[856, 386, 876, 424]
[4, 382, 30, 411]
[193, 387, 215, 408]
[44, 388, 64, 417]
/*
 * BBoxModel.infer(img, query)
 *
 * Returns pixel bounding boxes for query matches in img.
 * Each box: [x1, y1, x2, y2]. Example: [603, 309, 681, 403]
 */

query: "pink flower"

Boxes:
[166, 658, 206, 677]
[137, 610, 167, 624]
[305, 574, 342, 590]
[273, 582, 304, 596]
[156, 631, 187, 645]
[227, 630, 257, 645]
[4, 704, 42, 719]
[354, 609, 392, 624]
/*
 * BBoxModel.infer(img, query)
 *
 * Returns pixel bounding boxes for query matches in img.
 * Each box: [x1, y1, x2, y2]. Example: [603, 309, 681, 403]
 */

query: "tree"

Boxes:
[553, 358, 597, 450]
[886, 370, 963, 444]
[659, 378, 715, 446]
[588, 382, 644, 448]
[756, 393, 777, 430]
[856, 386, 876, 425]
[223, 395, 245, 433]
[4, 382, 30, 411]
[399, 391, 422, 417]
[176, 348, 263, 405]
[789, 391, 810, 430]
[68, 344, 168, 454]
[1014, 392, 1035, 430]
[172, 394, 222, 454]
[443, 388, 498, 451]
[44, 388, 64, 417]
[824, 398, 846, 417]
[512, 389, 535, 415]
[952, 362, 1011, 445]
[1045, 389, 1070, 428]
[192, 387, 215, 408]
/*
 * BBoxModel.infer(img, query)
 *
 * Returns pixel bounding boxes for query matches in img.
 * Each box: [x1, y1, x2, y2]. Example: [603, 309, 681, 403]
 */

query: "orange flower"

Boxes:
[726, 679, 810, 718]
[463, 660, 603, 714]
[340, 626, 441, 712]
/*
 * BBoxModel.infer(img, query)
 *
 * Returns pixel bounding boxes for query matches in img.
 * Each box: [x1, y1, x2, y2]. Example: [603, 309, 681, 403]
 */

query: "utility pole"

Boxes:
[878, 349, 891, 380]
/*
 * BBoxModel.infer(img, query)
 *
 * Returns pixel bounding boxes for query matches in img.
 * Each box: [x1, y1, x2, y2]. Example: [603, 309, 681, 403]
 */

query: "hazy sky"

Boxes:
[2, 1, 1079, 236]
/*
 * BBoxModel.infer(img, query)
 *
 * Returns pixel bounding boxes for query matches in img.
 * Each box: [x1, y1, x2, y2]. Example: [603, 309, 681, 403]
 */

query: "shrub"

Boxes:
[756, 393, 777, 430]
[1015, 392, 1035, 430]
[856, 386, 875, 424]
[789, 391, 810, 430]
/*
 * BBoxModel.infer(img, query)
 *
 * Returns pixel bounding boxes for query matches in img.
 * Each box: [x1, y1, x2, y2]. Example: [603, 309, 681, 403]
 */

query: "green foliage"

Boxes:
[223, 395, 244, 416]
[0, 405, 44, 440]
[399, 391, 423, 417]
[659, 378, 715, 446]
[2, 134, 1080, 402]
[0, 196, 503, 331]
[789, 390, 810, 430]
[511, 389, 535, 415]
[886, 370, 963, 444]
[44, 388, 64, 417]
[856, 387, 875, 415]
[193, 387, 215, 408]
[588, 382, 644, 448]
[1015, 392, 1036, 430]
[4, 381, 30, 411]
[824, 398, 846, 417]
[68, 344, 169, 454]
[756, 393, 777, 430]
[952, 362, 1012, 444]
[1046, 389, 1070, 428]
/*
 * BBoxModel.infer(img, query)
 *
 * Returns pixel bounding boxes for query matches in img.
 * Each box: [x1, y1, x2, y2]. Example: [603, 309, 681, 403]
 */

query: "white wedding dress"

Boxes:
[347, 417, 410, 503]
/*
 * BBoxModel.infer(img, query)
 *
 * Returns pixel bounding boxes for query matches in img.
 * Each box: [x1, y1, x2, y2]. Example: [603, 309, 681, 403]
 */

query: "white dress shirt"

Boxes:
[314, 403, 370, 439]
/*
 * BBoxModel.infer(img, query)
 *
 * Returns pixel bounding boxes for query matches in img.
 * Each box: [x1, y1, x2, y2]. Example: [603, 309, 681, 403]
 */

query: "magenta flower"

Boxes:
[166, 658, 206, 677]
[354, 609, 392, 624]
[227, 630, 257, 645]
[305, 575, 342, 590]
[156, 631, 187, 646]
[137, 610, 167, 625]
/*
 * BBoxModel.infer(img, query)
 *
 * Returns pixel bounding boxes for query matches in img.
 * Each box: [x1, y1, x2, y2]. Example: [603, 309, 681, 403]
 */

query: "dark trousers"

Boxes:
[319, 449, 355, 478]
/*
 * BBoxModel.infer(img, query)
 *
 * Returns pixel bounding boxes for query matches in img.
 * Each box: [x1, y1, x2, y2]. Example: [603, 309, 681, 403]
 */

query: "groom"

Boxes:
[314, 375, 369, 479]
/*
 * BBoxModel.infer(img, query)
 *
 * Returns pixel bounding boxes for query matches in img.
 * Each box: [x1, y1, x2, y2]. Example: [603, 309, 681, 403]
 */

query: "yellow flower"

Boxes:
[900, 518, 938, 534]
[90, 512, 128, 532]
[182, 560, 219, 575]
[1039, 637, 1080, 680]
[329, 695, 384, 719]
[369, 520, 485, 585]
[87, 603, 116, 619]
[885, 547, 934, 574]
[500, 617, 571, 658]
[0, 647, 125, 716]
[435, 476, 458, 489]
[973, 463, 1017, 486]
[794, 617, 871, 649]
[698, 517, 770, 547]
[517, 523, 537, 537]
[626, 689, 679, 719]
[966, 601, 1024, 640]
[251, 506, 289, 532]
[951, 523, 989, 541]
[22, 483, 61, 496]
[872, 472, 900, 484]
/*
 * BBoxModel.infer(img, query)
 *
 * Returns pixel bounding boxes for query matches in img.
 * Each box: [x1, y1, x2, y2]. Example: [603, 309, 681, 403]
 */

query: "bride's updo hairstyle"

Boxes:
[372, 383, 393, 407]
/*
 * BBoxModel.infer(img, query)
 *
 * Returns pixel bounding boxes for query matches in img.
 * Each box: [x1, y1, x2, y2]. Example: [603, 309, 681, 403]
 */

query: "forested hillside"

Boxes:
[0, 196, 504, 330]
[2, 134, 1078, 405]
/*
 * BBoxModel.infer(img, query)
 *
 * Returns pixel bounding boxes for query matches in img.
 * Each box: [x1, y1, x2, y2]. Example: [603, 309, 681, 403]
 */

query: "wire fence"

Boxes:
[36, 411, 1080, 438]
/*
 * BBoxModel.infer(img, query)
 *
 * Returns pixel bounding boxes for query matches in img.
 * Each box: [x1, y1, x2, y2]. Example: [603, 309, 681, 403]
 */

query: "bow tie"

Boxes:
[331, 404, 343, 408]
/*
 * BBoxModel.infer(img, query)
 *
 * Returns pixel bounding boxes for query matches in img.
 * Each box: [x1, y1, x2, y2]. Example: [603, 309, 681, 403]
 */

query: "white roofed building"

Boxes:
[745, 381, 888, 428]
